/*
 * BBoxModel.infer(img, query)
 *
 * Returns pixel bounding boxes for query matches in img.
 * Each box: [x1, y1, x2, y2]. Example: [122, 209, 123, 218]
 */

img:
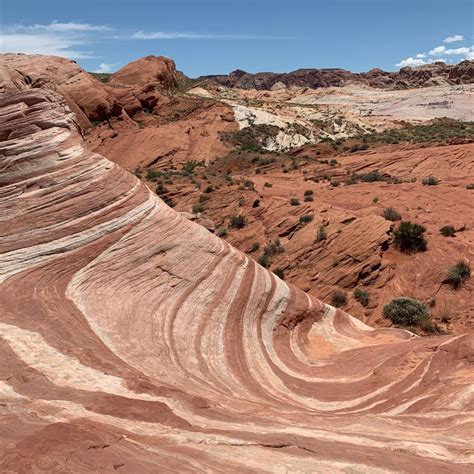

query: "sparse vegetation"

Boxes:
[216, 226, 228, 237]
[304, 189, 314, 196]
[331, 291, 347, 308]
[315, 225, 328, 242]
[383, 207, 402, 221]
[299, 214, 314, 224]
[273, 268, 285, 279]
[192, 204, 204, 214]
[467, 183, 474, 190]
[446, 260, 471, 289]
[383, 297, 430, 328]
[229, 215, 246, 229]
[250, 242, 260, 252]
[263, 238, 285, 256]
[204, 185, 214, 193]
[258, 254, 270, 268]
[290, 198, 300, 206]
[353, 288, 370, 307]
[422, 176, 439, 186]
[199, 194, 210, 203]
[440, 225, 456, 237]
[304, 194, 314, 202]
[264, 182, 273, 188]
[393, 221, 427, 253]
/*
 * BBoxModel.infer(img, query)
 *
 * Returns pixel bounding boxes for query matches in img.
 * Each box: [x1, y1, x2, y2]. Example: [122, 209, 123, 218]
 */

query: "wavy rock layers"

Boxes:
[0, 89, 473, 472]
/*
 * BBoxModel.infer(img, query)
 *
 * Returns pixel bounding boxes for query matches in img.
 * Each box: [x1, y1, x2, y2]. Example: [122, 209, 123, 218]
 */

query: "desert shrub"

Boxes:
[258, 254, 270, 268]
[199, 194, 210, 203]
[315, 225, 328, 242]
[250, 242, 260, 252]
[330, 180, 339, 187]
[359, 171, 384, 182]
[192, 204, 204, 214]
[299, 214, 313, 224]
[146, 169, 162, 181]
[182, 160, 198, 175]
[383, 207, 402, 221]
[163, 197, 176, 208]
[273, 268, 285, 279]
[304, 189, 314, 196]
[329, 159, 338, 166]
[422, 176, 439, 186]
[353, 288, 370, 307]
[467, 183, 474, 190]
[204, 185, 214, 193]
[394, 221, 427, 253]
[290, 198, 300, 206]
[372, 196, 379, 203]
[155, 184, 168, 195]
[383, 297, 430, 327]
[243, 179, 255, 190]
[446, 260, 471, 289]
[229, 215, 246, 229]
[264, 182, 273, 188]
[331, 291, 347, 308]
[304, 195, 314, 202]
[264, 238, 285, 256]
[216, 226, 228, 237]
[440, 225, 456, 237]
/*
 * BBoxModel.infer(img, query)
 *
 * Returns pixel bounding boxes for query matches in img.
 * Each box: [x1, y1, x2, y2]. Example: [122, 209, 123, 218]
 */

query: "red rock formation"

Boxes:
[1, 79, 473, 471]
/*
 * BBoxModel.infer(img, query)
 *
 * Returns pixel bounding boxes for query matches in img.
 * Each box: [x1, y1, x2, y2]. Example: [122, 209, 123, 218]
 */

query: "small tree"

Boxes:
[258, 254, 270, 268]
[394, 221, 427, 253]
[331, 291, 347, 308]
[216, 226, 228, 237]
[383, 297, 430, 327]
[446, 260, 471, 289]
[382, 207, 401, 221]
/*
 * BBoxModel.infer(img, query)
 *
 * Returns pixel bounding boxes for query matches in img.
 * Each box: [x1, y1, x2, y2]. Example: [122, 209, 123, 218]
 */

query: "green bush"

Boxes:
[192, 204, 204, 214]
[383, 297, 430, 327]
[304, 189, 314, 196]
[273, 268, 285, 279]
[229, 215, 246, 229]
[329, 159, 338, 166]
[290, 198, 300, 206]
[422, 176, 439, 186]
[250, 242, 260, 252]
[382, 207, 402, 221]
[199, 194, 210, 203]
[263, 238, 285, 256]
[331, 291, 347, 308]
[216, 226, 228, 237]
[394, 221, 427, 253]
[146, 169, 162, 180]
[264, 182, 273, 188]
[258, 254, 270, 268]
[315, 225, 328, 242]
[440, 225, 456, 237]
[353, 288, 370, 307]
[446, 260, 471, 289]
[204, 185, 214, 193]
[304, 195, 314, 202]
[299, 214, 313, 224]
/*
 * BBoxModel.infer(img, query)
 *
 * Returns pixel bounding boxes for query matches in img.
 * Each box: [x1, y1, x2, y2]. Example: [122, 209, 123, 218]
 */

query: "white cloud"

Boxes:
[444, 46, 471, 55]
[0, 33, 95, 58]
[6, 21, 111, 33]
[131, 30, 284, 40]
[443, 34, 464, 43]
[396, 57, 426, 67]
[416, 53, 426, 58]
[93, 63, 116, 73]
[429, 45, 446, 55]
[0, 21, 108, 59]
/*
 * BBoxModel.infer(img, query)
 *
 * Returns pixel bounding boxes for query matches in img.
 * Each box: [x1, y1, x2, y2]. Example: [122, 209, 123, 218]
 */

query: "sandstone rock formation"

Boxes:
[1, 80, 473, 471]
[201, 60, 474, 90]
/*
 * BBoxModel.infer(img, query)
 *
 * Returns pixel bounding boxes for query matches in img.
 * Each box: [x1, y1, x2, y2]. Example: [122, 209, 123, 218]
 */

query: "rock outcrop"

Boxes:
[0, 80, 473, 471]
[201, 60, 474, 90]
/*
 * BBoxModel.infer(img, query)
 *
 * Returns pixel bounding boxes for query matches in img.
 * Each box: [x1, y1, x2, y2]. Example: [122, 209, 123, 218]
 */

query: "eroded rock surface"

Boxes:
[0, 83, 473, 471]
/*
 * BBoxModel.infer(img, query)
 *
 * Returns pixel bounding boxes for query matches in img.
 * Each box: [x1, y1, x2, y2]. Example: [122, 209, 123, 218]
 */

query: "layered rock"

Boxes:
[0, 81, 473, 471]
[201, 60, 474, 90]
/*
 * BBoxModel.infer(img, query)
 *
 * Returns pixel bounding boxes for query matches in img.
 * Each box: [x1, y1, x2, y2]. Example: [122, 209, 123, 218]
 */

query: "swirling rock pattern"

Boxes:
[1, 87, 473, 472]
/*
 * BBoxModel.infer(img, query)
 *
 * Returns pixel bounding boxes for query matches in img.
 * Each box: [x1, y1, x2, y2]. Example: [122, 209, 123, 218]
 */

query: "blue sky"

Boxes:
[1, 0, 473, 76]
